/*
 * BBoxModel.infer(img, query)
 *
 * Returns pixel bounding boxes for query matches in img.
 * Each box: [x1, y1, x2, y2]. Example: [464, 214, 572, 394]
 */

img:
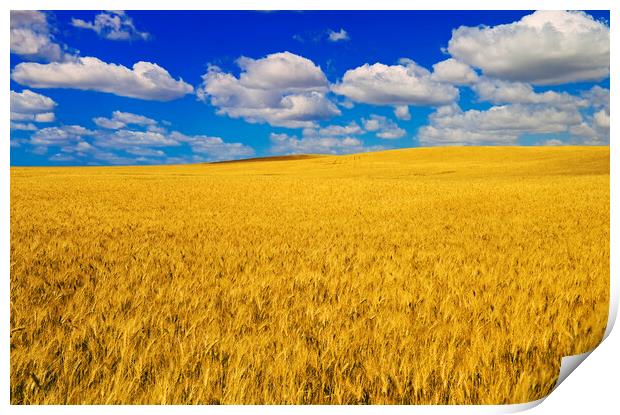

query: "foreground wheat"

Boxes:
[10, 146, 609, 404]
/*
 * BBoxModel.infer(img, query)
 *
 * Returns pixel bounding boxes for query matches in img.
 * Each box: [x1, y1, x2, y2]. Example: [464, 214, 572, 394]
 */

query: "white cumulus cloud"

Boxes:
[394, 105, 411, 120]
[328, 29, 350, 42]
[95, 130, 180, 148]
[197, 52, 340, 128]
[10, 122, 38, 131]
[71, 11, 150, 41]
[539, 139, 567, 146]
[315, 122, 364, 136]
[12, 57, 194, 101]
[569, 106, 609, 145]
[270, 132, 381, 155]
[332, 59, 459, 106]
[581, 86, 609, 109]
[31, 125, 96, 148]
[418, 103, 583, 146]
[10, 89, 57, 123]
[447, 10, 609, 85]
[472, 77, 588, 108]
[431, 58, 478, 85]
[23, 108, 256, 164]
[93, 111, 158, 129]
[170, 132, 255, 161]
[10, 10, 68, 62]
[594, 109, 610, 129]
[362, 115, 406, 139]
[124, 147, 166, 157]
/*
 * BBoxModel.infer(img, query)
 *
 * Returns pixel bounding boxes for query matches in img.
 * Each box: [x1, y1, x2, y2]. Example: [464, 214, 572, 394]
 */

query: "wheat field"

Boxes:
[10, 146, 609, 404]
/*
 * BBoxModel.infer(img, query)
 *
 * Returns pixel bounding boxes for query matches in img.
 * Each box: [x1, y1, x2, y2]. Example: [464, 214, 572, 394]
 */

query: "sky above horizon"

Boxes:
[10, 10, 610, 166]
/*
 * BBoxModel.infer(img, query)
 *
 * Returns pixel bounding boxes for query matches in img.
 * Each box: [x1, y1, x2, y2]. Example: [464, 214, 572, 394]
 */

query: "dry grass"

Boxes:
[10, 146, 609, 404]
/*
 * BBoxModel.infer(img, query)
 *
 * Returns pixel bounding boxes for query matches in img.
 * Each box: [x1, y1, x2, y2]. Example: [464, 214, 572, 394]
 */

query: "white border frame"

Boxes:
[3, 2, 616, 413]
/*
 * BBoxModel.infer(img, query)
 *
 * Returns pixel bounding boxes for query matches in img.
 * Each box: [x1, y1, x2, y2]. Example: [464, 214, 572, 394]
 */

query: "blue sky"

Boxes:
[10, 10, 610, 166]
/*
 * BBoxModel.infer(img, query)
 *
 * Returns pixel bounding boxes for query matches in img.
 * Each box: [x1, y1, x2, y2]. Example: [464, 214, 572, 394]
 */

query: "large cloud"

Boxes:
[10, 10, 67, 62]
[71, 11, 150, 41]
[197, 52, 339, 128]
[12, 57, 194, 101]
[447, 11, 609, 85]
[332, 59, 459, 106]
[418, 103, 583, 146]
[10, 89, 57, 123]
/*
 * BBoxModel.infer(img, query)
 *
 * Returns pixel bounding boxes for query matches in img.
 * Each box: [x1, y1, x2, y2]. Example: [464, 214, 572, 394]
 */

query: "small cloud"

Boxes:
[431, 58, 478, 85]
[339, 100, 354, 109]
[312, 122, 364, 137]
[362, 114, 406, 139]
[31, 125, 96, 147]
[10, 89, 57, 122]
[71, 11, 150, 41]
[594, 109, 610, 129]
[394, 105, 411, 121]
[539, 139, 566, 146]
[10, 10, 70, 62]
[170, 132, 255, 161]
[10, 122, 38, 131]
[34, 112, 55, 122]
[327, 28, 350, 42]
[124, 147, 166, 157]
[49, 153, 75, 162]
[295, 28, 350, 43]
[93, 110, 158, 130]
[11, 138, 28, 148]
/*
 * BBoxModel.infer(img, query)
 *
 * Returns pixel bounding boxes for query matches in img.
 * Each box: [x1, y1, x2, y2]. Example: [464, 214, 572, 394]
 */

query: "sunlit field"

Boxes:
[10, 146, 609, 404]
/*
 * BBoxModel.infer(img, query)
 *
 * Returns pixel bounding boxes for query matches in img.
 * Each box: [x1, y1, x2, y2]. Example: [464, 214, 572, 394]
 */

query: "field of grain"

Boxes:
[10, 146, 609, 404]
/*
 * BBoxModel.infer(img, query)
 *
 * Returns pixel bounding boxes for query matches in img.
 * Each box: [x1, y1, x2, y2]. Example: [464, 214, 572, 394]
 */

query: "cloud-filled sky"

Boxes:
[10, 10, 610, 166]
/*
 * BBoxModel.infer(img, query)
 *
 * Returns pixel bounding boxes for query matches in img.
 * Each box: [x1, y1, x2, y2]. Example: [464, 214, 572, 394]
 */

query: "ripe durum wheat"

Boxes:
[10, 146, 609, 404]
